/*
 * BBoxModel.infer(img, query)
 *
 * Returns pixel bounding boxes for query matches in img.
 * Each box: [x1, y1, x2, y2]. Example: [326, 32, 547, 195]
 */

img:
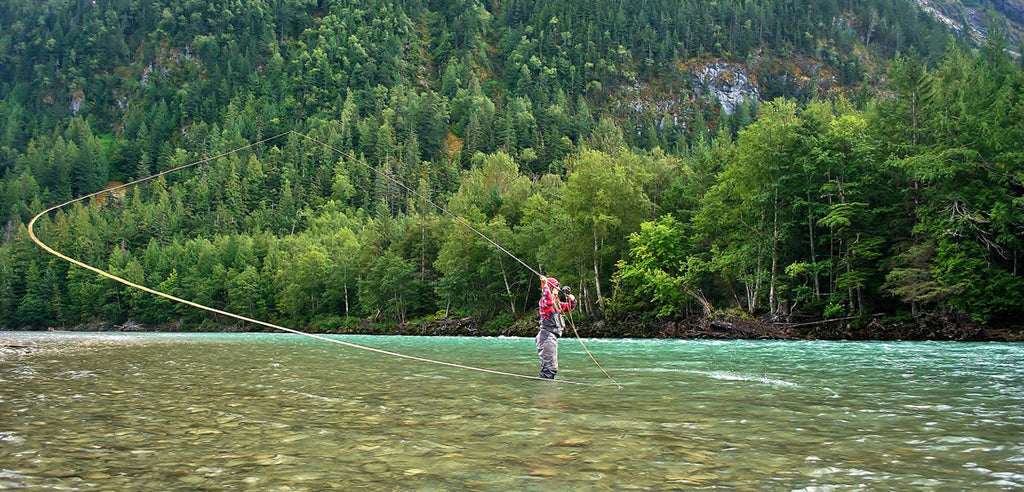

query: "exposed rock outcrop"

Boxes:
[913, 0, 1024, 46]
[693, 61, 759, 115]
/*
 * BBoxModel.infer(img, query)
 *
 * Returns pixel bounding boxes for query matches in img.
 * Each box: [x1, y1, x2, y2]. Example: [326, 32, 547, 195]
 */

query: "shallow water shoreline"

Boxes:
[4, 312, 1022, 342]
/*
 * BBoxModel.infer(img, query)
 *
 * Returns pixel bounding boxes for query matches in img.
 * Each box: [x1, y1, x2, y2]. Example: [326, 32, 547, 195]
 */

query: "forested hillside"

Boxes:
[1, 0, 1022, 337]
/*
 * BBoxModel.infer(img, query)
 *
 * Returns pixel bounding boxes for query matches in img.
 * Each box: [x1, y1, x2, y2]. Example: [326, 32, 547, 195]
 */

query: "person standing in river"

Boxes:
[537, 275, 577, 380]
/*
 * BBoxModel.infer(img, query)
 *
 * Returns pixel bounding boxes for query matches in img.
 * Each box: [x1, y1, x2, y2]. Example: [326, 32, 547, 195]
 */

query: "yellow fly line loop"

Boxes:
[28, 130, 614, 386]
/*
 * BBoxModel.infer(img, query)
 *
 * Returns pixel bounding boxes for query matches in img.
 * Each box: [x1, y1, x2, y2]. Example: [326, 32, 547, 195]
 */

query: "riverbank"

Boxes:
[5, 312, 1022, 342]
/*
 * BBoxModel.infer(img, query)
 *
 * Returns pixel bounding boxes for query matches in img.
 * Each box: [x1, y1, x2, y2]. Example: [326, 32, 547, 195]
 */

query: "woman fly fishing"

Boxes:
[536, 275, 577, 379]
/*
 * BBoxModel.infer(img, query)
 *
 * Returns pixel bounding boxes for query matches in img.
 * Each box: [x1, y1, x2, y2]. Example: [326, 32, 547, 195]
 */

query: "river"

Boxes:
[1, 332, 1022, 490]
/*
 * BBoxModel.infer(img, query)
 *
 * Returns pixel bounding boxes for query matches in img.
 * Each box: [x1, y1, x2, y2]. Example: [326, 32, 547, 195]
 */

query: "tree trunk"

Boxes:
[769, 252, 778, 316]
[845, 246, 854, 312]
[393, 288, 405, 323]
[593, 227, 604, 311]
[769, 196, 779, 316]
[420, 214, 426, 278]
[581, 283, 592, 317]
[499, 256, 515, 314]
[343, 278, 350, 317]
[807, 192, 820, 298]
[854, 233, 865, 314]
[750, 241, 764, 313]
[523, 280, 535, 313]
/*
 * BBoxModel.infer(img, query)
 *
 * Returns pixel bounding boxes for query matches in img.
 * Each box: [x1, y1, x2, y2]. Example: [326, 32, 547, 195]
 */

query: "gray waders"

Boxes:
[536, 313, 565, 379]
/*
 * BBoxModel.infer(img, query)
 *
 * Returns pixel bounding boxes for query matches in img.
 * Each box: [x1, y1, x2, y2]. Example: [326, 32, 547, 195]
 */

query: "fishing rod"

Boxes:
[555, 285, 622, 388]
[28, 130, 614, 385]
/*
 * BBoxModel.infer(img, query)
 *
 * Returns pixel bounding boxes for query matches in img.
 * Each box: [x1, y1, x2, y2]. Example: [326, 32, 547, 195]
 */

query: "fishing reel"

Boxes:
[558, 285, 571, 295]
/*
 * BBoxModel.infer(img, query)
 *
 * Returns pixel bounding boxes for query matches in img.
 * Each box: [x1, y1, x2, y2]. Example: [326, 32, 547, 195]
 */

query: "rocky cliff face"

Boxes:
[993, 0, 1024, 24]
[913, 0, 1024, 47]
[614, 54, 837, 132]
[693, 61, 759, 115]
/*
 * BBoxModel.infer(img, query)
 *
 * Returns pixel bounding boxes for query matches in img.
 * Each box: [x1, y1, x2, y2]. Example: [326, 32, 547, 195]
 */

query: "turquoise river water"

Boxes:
[1, 332, 1022, 490]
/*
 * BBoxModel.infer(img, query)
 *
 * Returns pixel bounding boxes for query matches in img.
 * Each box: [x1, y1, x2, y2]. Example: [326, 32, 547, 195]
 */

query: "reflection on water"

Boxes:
[1, 332, 1023, 490]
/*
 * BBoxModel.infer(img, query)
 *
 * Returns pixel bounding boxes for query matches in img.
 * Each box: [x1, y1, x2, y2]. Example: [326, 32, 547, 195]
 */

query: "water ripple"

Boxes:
[1, 332, 1021, 490]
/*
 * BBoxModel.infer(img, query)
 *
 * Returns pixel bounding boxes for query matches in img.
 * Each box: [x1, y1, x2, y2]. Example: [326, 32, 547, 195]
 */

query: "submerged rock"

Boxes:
[547, 438, 591, 447]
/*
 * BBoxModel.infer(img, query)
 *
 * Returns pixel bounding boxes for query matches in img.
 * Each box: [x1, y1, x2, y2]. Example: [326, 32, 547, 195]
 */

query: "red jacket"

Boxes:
[539, 283, 576, 320]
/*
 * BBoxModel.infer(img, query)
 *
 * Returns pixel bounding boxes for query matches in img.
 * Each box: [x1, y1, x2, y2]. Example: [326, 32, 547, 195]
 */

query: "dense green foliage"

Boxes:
[1, 0, 1022, 332]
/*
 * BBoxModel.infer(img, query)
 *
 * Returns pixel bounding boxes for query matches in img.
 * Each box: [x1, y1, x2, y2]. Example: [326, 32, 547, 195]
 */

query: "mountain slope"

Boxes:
[2, 0, 1022, 333]
[914, 0, 1024, 47]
